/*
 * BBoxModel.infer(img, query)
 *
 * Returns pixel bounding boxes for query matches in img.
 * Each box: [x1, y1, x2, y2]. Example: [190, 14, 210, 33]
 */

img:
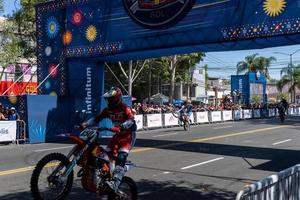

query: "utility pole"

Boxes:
[274, 49, 300, 102]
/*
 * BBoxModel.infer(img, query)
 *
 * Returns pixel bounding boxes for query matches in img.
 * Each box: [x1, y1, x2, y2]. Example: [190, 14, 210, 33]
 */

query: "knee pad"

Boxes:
[115, 152, 128, 167]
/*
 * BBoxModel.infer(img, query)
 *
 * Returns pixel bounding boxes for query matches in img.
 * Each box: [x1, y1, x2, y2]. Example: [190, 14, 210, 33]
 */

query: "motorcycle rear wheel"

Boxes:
[30, 153, 74, 200]
[183, 120, 190, 131]
[107, 176, 138, 200]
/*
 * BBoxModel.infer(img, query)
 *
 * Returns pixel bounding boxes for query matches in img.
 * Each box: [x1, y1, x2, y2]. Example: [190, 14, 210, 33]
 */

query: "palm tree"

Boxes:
[236, 53, 276, 78]
[279, 64, 300, 102]
[0, 0, 3, 14]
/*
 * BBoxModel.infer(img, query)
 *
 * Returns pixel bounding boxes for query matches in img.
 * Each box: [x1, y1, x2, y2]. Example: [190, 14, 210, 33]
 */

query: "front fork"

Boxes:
[48, 144, 87, 182]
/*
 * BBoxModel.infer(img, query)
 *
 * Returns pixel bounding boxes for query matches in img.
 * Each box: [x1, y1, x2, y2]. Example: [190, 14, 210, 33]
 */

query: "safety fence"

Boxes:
[0, 120, 27, 145]
[135, 107, 300, 130]
[236, 164, 300, 200]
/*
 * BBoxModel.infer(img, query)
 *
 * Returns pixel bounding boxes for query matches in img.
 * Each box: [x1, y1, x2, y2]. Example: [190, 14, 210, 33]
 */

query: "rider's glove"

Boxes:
[111, 126, 121, 133]
[79, 122, 88, 131]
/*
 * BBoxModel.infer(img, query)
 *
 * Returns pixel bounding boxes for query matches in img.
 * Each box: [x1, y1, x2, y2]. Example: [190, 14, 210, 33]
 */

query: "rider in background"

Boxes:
[81, 87, 137, 192]
[281, 97, 289, 112]
[178, 100, 193, 122]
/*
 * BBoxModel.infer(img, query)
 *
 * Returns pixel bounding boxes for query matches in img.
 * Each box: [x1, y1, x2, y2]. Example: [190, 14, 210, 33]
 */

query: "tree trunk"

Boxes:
[169, 55, 177, 103]
[128, 60, 133, 96]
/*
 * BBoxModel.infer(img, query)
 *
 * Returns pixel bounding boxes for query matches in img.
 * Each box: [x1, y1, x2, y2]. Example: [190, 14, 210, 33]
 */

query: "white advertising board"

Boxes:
[164, 113, 179, 126]
[268, 109, 276, 117]
[243, 110, 252, 119]
[222, 110, 232, 121]
[146, 114, 162, 128]
[211, 111, 222, 122]
[134, 115, 143, 130]
[234, 110, 243, 120]
[253, 109, 261, 118]
[0, 121, 17, 142]
[196, 112, 209, 123]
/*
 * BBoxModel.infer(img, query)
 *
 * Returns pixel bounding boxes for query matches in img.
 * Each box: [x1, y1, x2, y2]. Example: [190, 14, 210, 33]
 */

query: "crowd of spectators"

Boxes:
[0, 103, 20, 121]
[133, 96, 294, 115]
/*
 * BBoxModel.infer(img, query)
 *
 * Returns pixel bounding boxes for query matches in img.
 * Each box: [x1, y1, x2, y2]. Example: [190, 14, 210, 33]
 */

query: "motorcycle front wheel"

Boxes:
[183, 119, 190, 131]
[30, 153, 74, 200]
[107, 176, 138, 200]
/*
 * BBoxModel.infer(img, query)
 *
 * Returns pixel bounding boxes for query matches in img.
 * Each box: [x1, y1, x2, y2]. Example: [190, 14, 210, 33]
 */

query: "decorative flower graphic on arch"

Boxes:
[45, 46, 52, 56]
[49, 91, 57, 96]
[48, 64, 58, 78]
[46, 17, 60, 38]
[8, 96, 17, 104]
[263, 0, 286, 17]
[72, 10, 83, 26]
[86, 25, 97, 42]
[62, 30, 72, 45]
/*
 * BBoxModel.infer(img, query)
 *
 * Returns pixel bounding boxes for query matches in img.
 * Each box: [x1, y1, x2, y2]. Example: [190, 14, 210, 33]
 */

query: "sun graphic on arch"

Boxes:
[263, 0, 286, 17]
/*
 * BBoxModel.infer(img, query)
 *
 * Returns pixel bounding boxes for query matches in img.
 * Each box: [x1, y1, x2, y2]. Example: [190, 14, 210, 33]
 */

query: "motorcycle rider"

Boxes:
[178, 100, 193, 122]
[278, 97, 288, 122]
[81, 87, 136, 193]
[281, 97, 288, 112]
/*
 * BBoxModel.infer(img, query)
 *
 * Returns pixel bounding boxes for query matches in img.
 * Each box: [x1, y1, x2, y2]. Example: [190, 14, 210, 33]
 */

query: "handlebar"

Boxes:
[74, 125, 119, 133]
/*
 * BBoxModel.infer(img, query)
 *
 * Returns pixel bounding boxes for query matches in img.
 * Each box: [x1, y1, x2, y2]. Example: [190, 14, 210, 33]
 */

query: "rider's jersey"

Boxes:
[93, 103, 135, 135]
[186, 104, 193, 113]
[179, 104, 193, 116]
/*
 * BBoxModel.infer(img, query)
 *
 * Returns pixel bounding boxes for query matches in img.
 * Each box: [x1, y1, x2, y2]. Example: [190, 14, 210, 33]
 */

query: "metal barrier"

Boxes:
[16, 120, 26, 145]
[236, 164, 300, 200]
[135, 107, 300, 131]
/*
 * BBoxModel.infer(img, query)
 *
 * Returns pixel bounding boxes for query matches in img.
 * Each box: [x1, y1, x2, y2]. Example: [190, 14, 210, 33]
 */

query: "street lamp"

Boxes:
[274, 48, 300, 67]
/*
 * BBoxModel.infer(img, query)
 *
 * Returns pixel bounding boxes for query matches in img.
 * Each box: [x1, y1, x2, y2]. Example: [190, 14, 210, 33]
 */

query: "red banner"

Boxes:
[0, 81, 37, 95]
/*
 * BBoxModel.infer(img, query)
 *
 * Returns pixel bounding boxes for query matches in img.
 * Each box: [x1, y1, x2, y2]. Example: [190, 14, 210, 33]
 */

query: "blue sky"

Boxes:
[2, 0, 19, 16]
[201, 44, 300, 80]
[3, 0, 300, 80]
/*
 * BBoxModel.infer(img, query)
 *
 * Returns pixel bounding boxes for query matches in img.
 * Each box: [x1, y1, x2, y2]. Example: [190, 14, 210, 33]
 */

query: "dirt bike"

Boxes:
[278, 107, 286, 123]
[30, 127, 138, 200]
[172, 110, 190, 131]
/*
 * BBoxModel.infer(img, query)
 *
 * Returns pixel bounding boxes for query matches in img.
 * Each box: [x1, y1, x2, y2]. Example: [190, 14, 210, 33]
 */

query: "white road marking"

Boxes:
[272, 139, 292, 146]
[34, 145, 74, 152]
[181, 157, 224, 170]
[162, 171, 170, 174]
[153, 133, 178, 138]
[213, 126, 233, 130]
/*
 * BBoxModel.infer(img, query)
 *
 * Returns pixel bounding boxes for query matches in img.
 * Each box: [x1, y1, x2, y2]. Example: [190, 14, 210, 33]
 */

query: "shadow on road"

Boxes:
[0, 179, 235, 200]
[134, 138, 300, 172]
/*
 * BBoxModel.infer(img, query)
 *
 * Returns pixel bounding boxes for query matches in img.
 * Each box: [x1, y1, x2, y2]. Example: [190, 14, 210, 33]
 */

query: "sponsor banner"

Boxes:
[190, 112, 195, 124]
[276, 108, 279, 116]
[269, 109, 276, 117]
[135, 115, 143, 130]
[146, 114, 162, 128]
[294, 107, 300, 115]
[289, 108, 295, 115]
[234, 110, 243, 120]
[0, 121, 17, 142]
[164, 113, 179, 126]
[243, 109, 252, 119]
[196, 112, 209, 123]
[211, 111, 222, 122]
[253, 109, 261, 118]
[222, 110, 232, 121]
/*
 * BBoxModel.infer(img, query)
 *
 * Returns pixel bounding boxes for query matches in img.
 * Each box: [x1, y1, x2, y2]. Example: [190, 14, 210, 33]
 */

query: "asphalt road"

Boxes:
[1, 117, 300, 200]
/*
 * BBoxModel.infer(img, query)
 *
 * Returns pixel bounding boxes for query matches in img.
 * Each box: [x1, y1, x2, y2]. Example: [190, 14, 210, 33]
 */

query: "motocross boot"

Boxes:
[105, 165, 125, 192]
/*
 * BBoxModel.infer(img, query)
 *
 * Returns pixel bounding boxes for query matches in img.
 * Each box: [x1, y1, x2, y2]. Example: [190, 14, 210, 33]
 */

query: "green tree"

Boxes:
[279, 64, 300, 102]
[0, 0, 3, 14]
[2, 0, 47, 65]
[236, 53, 276, 78]
[251, 95, 261, 104]
[159, 53, 205, 102]
[277, 93, 289, 102]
